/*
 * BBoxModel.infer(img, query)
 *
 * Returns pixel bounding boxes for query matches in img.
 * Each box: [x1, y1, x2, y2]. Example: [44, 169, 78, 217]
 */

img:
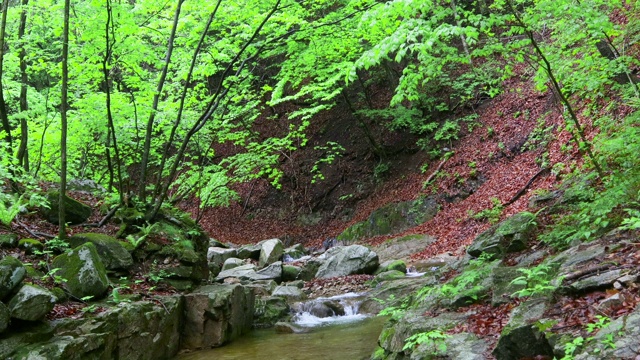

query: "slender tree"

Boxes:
[0, 0, 12, 150]
[16, 0, 30, 171]
[59, 0, 71, 239]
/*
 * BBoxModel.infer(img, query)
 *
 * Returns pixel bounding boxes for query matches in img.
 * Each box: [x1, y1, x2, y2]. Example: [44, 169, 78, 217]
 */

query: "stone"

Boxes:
[467, 212, 537, 259]
[216, 264, 257, 281]
[182, 284, 255, 350]
[18, 238, 44, 255]
[567, 269, 624, 293]
[375, 259, 407, 274]
[372, 270, 406, 286]
[337, 196, 439, 242]
[493, 299, 554, 360]
[571, 305, 640, 359]
[221, 257, 244, 271]
[253, 261, 282, 282]
[315, 245, 379, 279]
[274, 322, 308, 333]
[272, 285, 306, 300]
[0, 301, 9, 333]
[374, 235, 437, 263]
[69, 233, 134, 271]
[67, 178, 106, 193]
[283, 243, 306, 261]
[8, 284, 56, 321]
[259, 238, 284, 268]
[254, 296, 289, 328]
[236, 243, 261, 260]
[207, 247, 238, 266]
[52, 242, 110, 299]
[0, 233, 18, 248]
[410, 332, 488, 360]
[491, 266, 528, 306]
[0, 255, 26, 300]
[282, 264, 303, 281]
[41, 190, 92, 225]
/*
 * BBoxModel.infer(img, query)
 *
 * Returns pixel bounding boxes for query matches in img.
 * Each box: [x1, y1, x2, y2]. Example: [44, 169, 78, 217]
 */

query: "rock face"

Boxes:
[69, 233, 134, 271]
[315, 245, 379, 279]
[467, 212, 537, 259]
[41, 190, 92, 225]
[337, 196, 439, 243]
[253, 296, 289, 328]
[52, 243, 110, 299]
[493, 299, 553, 360]
[182, 284, 255, 350]
[8, 284, 56, 321]
[0, 255, 26, 300]
[259, 238, 284, 268]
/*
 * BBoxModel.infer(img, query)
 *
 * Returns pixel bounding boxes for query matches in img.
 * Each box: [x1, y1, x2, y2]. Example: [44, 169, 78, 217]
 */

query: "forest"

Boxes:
[1, 0, 640, 359]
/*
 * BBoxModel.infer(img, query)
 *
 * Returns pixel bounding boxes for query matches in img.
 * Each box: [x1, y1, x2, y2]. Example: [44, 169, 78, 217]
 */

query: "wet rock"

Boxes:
[284, 244, 307, 261]
[0, 255, 26, 300]
[52, 242, 110, 299]
[69, 233, 134, 271]
[259, 239, 284, 268]
[493, 299, 553, 360]
[0, 233, 18, 248]
[372, 270, 406, 287]
[182, 284, 255, 350]
[8, 284, 56, 321]
[274, 321, 308, 333]
[467, 212, 537, 259]
[41, 190, 92, 225]
[315, 245, 379, 279]
[375, 259, 407, 274]
[254, 296, 289, 328]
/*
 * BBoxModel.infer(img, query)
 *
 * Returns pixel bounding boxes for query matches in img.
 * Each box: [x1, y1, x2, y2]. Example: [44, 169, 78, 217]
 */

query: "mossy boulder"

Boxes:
[315, 245, 379, 279]
[41, 190, 92, 225]
[52, 242, 109, 299]
[375, 259, 407, 275]
[18, 238, 44, 255]
[69, 233, 134, 271]
[282, 264, 303, 281]
[0, 301, 9, 333]
[259, 238, 284, 268]
[493, 299, 553, 360]
[467, 212, 537, 259]
[0, 255, 26, 300]
[8, 284, 56, 321]
[0, 233, 18, 248]
[372, 270, 406, 286]
[254, 296, 289, 328]
[337, 196, 439, 243]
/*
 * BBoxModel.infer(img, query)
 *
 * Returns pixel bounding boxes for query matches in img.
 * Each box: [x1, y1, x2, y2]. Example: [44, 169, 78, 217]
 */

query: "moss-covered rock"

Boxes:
[0, 301, 9, 333]
[372, 270, 406, 287]
[52, 242, 109, 299]
[338, 196, 439, 243]
[282, 264, 303, 281]
[375, 259, 407, 275]
[0, 255, 26, 300]
[467, 212, 537, 259]
[41, 190, 92, 225]
[69, 233, 134, 271]
[253, 296, 289, 328]
[18, 238, 44, 255]
[8, 284, 56, 321]
[0, 233, 18, 248]
[493, 299, 553, 360]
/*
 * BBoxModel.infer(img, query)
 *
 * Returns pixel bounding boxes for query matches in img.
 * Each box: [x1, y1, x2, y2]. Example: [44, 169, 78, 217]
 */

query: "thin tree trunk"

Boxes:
[59, 0, 71, 239]
[450, 0, 472, 64]
[0, 0, 12, 150]
[138, 0, 184, 201]
[17, 0, 30, 171]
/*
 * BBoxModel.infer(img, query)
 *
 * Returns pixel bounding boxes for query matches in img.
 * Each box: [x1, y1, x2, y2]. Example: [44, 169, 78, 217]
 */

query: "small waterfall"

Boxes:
[405, 266, 427, 277]
[292, 292, 368, 327]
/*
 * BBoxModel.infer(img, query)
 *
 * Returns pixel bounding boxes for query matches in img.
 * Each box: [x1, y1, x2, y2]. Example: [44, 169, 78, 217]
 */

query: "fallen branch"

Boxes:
[423, 156, 450, 187]
[77, 206, 119, 228]
[563, 263, 634, 282]
[16, 220, 55, 239]
[503, 167, 550, 206]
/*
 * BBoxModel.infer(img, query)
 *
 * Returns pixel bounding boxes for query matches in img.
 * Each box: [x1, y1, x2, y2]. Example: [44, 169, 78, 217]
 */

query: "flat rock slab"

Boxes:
[374, 235, 437, 263]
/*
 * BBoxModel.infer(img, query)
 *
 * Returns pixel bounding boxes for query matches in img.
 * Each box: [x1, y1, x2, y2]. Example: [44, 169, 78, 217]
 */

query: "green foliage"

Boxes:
[125, 222, 158, 249]
[311, 141, 345, 184]
[402, 329, 449, 355]
[377, 294, 410, 320]
[0, 193, 25, 227]
[560, 336, 585, 360]
[469, 197, 503, 224]
[510, 264, 559, 298]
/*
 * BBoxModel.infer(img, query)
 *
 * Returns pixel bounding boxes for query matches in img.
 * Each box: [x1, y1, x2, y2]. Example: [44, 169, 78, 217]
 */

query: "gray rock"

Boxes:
[491, 266, 527, 306]
[375, 259, 407, 274]
[236, 243, 261, 260]
[568, 269, 624, 293]
[69, 233, 133, 270]
[253, 261, 282, 282]
[315, 245, 379, 279]
[0, 233, 18, 248]
[222, 257, 244, 271]
[272, 285, 305, 300]
[259, 238, 284, 268]
[283, 243, 306, 261]
[215, 264, 257, 281]
[410, 332, 488, 360]
[52, 242, 110, 299]
[182, 284, 255, 350]
[374, 235, 437, 263]
[8, 284, 56, 321]
[372, 270, 406, 286]
[493, 299, 553, 360]
[274, 321, 308, 333]
[0, 301, 9, 333]
[571, 306, 640, 359]
[41, 190, 92, 225]
[282, 264, 303, 281]
[67, 178, 106, 193]
[0, 255, 26, 300]
[254, 296, 289, 328]
[207, 247, 238, 266]
[467, 212, 537, 259]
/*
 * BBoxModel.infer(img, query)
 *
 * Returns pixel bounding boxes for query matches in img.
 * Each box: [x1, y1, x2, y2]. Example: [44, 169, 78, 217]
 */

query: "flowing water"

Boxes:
[176, 293, 385, 360]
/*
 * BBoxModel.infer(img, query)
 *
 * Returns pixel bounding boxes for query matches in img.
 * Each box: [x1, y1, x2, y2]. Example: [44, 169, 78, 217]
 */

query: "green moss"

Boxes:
[19, 239, 44, 255]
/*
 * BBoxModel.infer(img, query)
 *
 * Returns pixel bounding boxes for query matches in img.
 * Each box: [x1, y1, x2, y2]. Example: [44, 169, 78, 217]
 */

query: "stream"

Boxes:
[177, 293, 386, 360]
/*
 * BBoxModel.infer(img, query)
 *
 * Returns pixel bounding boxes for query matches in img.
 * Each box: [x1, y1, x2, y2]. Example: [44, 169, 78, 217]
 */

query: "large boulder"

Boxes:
[0, 233, 18, 248]
[254, 296, 289, 328]
[52, 242, 110, 299]
[8, 284, 56, 321]
[259, 238, 284, 268]
[337, 196, 439, 242]
[207, 247, 238, 266]
[41, 190, 92, 225]
[493, 299, 554, 360]
[0, 255, 26, 300]
[467, 212, 537, 259]
[283, 244, 306, 261]
[0, 302, 9, 333]
[221, 257, 244, 271]
[315, 245, 379, 279]
[182, 284, 255, 350]
[236, 244, 261, 260]
[69, 233, 133, 271]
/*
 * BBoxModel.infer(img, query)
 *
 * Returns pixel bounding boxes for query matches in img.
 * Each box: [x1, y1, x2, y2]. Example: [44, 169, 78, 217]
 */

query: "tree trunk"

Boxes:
[17, 0, 30, 171]
[0, 0, 12, 150]
[59, 0, 71, 239]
